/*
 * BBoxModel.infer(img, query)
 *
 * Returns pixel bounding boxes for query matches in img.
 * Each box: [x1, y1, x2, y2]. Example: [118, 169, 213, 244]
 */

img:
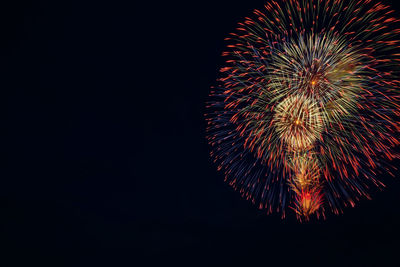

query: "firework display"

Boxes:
[206, 0, 400, 220]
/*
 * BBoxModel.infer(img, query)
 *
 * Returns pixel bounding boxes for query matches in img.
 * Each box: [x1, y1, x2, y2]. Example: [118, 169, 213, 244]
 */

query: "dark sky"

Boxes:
[4, 0, 400, 266]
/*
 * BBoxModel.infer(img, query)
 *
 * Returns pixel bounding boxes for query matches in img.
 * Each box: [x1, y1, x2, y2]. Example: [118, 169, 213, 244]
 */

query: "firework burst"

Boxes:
[206, 0, 400, 221]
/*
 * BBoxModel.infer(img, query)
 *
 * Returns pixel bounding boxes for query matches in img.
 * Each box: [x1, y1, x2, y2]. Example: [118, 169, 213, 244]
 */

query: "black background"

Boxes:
[4, 0, 400, 266]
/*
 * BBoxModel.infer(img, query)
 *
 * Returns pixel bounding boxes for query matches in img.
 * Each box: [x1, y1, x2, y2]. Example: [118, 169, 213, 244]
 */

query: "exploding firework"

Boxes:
[206, 0, 400, 220]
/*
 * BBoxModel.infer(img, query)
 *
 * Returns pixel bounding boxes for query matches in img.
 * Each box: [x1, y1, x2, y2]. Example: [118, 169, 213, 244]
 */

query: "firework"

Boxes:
[206, 0, 400, 220]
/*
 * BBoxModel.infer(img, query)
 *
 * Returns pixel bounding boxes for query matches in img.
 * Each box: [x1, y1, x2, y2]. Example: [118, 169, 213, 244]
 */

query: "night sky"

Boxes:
[4, 0, 400, 266]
